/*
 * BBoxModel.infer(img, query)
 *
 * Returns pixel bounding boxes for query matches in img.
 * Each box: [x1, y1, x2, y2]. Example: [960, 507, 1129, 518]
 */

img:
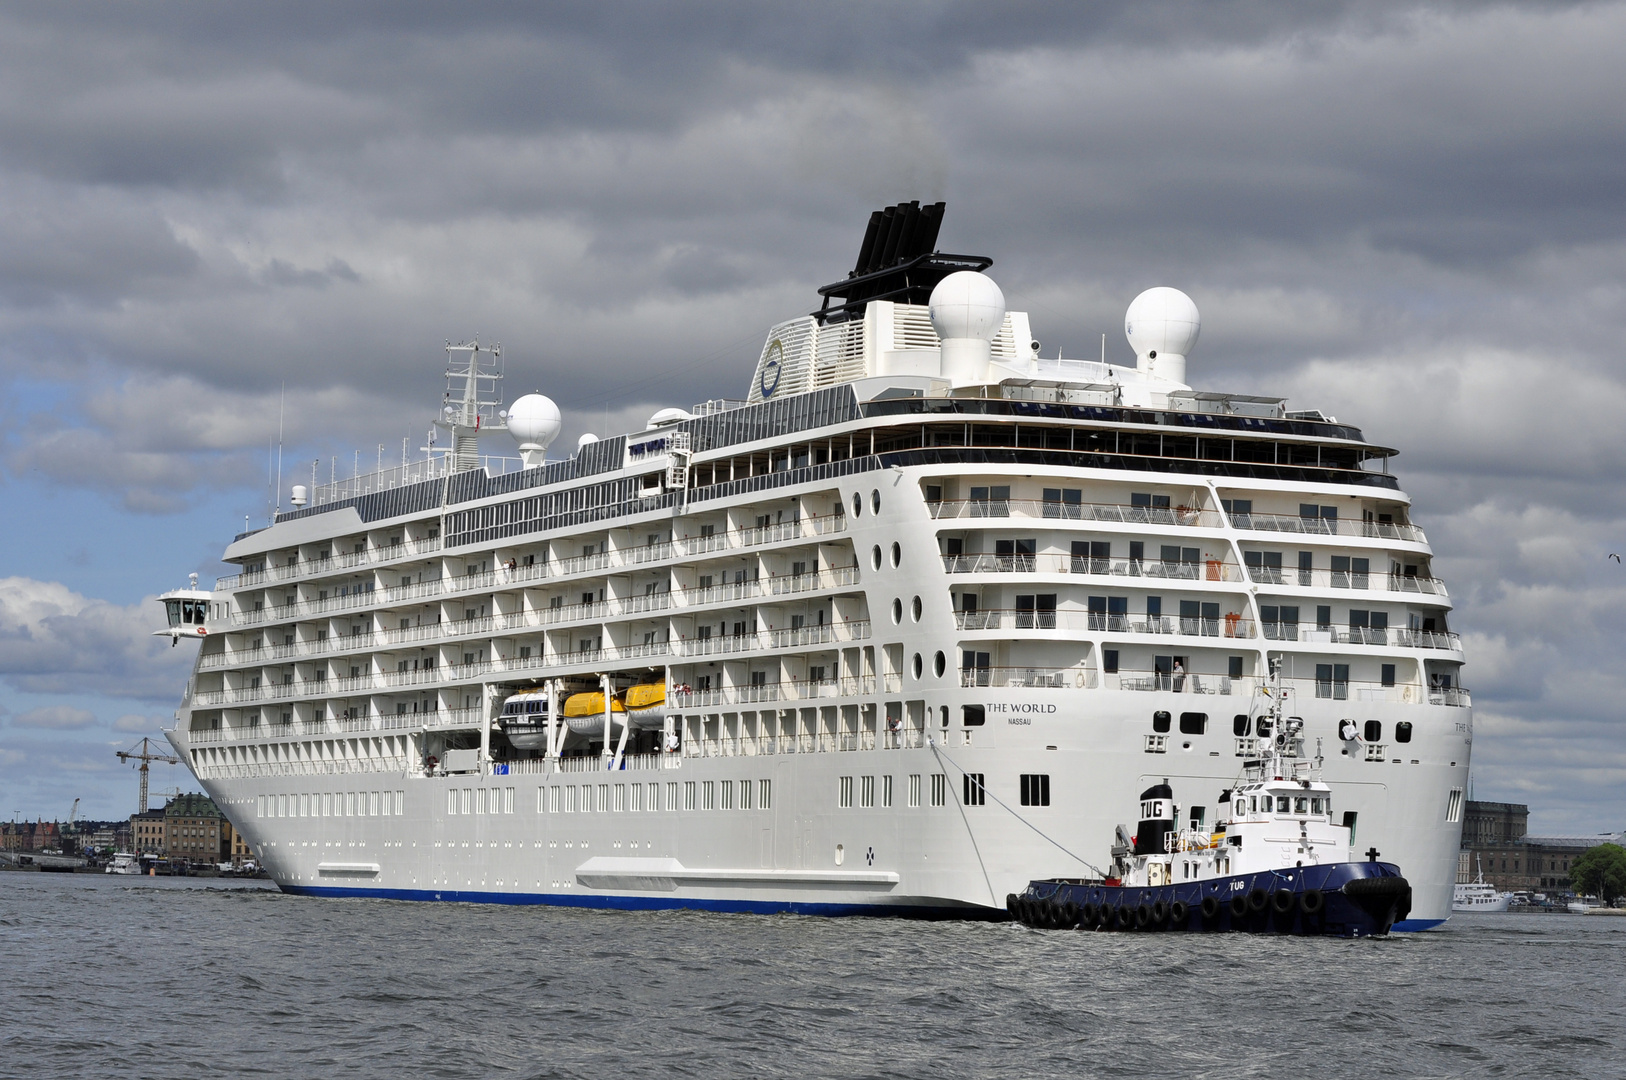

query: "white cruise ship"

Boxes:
[161, 202, 1469, 928]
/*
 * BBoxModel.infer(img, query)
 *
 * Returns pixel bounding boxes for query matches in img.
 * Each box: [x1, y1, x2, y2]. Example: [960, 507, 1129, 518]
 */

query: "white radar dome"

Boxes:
[507, 393, 562, 451]
[1125, 287, 1199, 385]
[576, 432, 600, 450]
[929, 271, 1006, 342]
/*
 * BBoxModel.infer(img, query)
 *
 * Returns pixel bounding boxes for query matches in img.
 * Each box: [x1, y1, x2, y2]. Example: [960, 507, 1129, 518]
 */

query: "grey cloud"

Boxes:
[0, 577, 194, 700]
[12, 705, 97, 730]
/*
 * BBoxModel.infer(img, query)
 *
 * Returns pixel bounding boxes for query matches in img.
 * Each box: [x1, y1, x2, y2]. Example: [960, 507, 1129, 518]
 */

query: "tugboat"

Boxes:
[1011, 681, 1412, 937]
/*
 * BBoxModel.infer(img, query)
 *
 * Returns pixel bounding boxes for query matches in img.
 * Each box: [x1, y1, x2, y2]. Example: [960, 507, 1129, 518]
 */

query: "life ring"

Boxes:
[195, 626, 207, 635]
[1169, 899, 1190, 926]
[424, 754, 439, 769]
[1075, 671, 1087, 687]
[1229, 894, 1250, 918]
[1247, 887, 1269, 913]
[1272, 888, 1296, 914]
[1201, 895, 1221, 920]
[1300, 889, 1325, 914]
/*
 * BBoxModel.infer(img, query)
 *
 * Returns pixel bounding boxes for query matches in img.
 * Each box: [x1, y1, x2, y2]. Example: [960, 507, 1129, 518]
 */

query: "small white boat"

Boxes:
[1567, 896, 1601, 914]
[1452, 854, 1511, 913]
[105, 852, 141, 875]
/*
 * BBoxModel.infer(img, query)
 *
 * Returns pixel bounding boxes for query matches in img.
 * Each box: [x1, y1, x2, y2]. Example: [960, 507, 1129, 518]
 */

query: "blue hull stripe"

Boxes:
[1392, 918, 1446, 932]
[278, 884, 987, 919]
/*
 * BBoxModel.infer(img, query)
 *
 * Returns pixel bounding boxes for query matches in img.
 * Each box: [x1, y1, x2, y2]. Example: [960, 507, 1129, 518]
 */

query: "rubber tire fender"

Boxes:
[1081, 901, 1099, 927]
[1116, 905, 1134, 930]
[1247, 887, 1269, 913]
[1230, 894, 1250, 918]
[1063, 901, 1080, 927]
[1300, 889, 1324, 915]
[1150, 899, 1169, 925]
[1170, 899, 1189, 926]
[1201, 895, 1221, 920]
[1272, 888, 1296, 914]
[1135, 903, 1153, 929]
[1018, 897, 1036, 925]
[1006, 893, 1021, 919]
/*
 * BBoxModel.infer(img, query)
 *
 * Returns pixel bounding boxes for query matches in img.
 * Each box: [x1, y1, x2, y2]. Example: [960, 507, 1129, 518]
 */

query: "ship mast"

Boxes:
[437, 338, 508, 472]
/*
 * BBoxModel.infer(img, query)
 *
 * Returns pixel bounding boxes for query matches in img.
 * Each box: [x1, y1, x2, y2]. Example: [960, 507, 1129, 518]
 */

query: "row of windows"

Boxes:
[1149, 710, 1416, 744]
[258, 791, 403, 819]
[448, 787, 516, 815]
[539, 780, 772, 814]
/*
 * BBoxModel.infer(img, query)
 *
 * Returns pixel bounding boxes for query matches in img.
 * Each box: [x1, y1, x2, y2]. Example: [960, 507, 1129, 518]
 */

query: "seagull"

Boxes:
[1611, 554, 1621, 563]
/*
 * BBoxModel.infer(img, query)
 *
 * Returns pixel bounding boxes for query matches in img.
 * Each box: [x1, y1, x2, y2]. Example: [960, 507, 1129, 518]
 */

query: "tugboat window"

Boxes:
[1152, 710, 1172, 733]
[1276, 796, 1290, 813]
[1294, 797, 1308, 814]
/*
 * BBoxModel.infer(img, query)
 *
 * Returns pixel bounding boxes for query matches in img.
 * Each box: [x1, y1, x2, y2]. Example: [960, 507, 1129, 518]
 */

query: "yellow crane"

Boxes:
[115, 738, 180, 813]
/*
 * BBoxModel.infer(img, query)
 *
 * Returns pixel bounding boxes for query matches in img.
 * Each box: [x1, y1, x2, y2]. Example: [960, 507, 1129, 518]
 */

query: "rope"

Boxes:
[927, 736, 1108, 881]
[924, 737, 998, 906]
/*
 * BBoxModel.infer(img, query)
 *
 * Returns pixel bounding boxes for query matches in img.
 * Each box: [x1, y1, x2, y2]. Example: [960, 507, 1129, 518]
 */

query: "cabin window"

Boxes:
[1395, 721, 1413, 743]
[1311, 798, 1323, 814]
[1152, 711, 1172, 733]
[1276, 796, 1290, 813]
[963, 704, 986, 727]
[1103, 649, 1119, 674]
[1233, 714, 1250, 737]
[1179, 712, 1207, 735]
[1381, 664, 1396, 687]
[1364, 720, 1383, 742]
[962, 773, 986, 807]
[1294, 797, 1308, 814]
[1020, 774, 1051, 807]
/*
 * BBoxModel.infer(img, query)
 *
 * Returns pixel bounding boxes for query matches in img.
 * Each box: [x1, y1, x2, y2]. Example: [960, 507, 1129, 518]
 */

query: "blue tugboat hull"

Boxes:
[1014, 862, 1410, 938]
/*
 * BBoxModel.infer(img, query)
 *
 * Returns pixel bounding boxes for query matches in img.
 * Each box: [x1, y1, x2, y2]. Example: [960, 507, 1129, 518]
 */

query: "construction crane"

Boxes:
[115, 738, 180, 814]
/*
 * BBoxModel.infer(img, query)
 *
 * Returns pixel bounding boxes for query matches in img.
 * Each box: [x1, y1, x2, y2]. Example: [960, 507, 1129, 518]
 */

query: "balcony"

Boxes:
[1229, 511, 1427, 545]
[942, 554, 1245, 581]
[671, 676, 876, 709]
[958, 666, 1084, 688]
[930, 498, 1225, 528]
[1247, 566, 1449, 598]
[215, 536, 444, 592]
[954, 610, 1257, 639]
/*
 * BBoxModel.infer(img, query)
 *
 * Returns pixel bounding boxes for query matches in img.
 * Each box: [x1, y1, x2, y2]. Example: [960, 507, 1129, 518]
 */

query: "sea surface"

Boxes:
[1, 872, 1621, 1080]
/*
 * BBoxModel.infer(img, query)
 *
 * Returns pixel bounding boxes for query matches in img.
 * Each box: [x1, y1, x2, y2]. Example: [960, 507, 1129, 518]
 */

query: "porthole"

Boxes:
[835, 844, 845, 866]
[890, 542, 901, 568]
[852, 493, 863, 517]
[911, 596, 922, 622]
[872, 489, 881, 514]
[891, 598, 903, 624]
[934, 651, 946, 678]
[912, 653, 923, 679]
[871, 545, 883, 571]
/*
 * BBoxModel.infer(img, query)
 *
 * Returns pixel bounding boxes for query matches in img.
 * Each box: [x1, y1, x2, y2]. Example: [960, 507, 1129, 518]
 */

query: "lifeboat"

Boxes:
[498, 689, 551, 751]
[562, 690, 626, 736]
[624, 682, 667, 729]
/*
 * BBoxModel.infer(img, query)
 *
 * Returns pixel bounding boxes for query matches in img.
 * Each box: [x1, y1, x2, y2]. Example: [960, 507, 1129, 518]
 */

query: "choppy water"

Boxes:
[2, 873, 1621, 1080]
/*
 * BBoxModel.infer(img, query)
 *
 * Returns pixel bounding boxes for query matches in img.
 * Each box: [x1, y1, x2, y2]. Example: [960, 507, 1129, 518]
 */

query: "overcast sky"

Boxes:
[2, 2, 1623, 833]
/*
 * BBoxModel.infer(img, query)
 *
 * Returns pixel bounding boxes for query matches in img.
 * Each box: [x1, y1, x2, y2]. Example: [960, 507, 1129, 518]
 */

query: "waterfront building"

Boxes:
[164, 793, 228, 863]
[132, 809, 167, 855]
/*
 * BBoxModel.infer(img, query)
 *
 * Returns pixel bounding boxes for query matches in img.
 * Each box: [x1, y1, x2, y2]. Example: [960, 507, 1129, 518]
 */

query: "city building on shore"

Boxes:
[1459, 800, 1624, 892]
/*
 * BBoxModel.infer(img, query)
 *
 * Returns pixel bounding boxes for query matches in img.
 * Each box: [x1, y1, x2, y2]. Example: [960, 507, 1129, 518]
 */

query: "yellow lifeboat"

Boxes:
[562, 691, 625, 736]
[624, 683, 667, 729]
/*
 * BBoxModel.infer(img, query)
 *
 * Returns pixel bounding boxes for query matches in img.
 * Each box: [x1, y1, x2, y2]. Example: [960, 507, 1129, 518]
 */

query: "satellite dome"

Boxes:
[1125, 287, 1199, 385]
[647, 407, 694, 428]
[928, 271, 1006, 342]
[576, 432, 600, 450]
[507, 393, 562, 451]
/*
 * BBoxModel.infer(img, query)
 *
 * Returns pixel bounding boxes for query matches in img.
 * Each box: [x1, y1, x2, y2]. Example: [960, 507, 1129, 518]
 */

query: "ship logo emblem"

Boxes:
[760, 339, 784, 398]
[866, 846, 875, 866]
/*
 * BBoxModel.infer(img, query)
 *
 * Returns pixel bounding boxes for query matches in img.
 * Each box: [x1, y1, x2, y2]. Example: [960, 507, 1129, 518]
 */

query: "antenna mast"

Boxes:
[436, 337, 508, 472]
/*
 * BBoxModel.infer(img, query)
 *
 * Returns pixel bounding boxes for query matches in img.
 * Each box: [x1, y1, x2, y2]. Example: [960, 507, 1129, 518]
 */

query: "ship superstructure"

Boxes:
[164, 202, 1469, 926]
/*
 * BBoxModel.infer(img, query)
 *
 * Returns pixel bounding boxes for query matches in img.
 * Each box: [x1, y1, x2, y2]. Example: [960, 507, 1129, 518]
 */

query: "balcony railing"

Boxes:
[1245, 566, 1449, 598]
[954, 610, 1256, 638]
[1229, 512, 1427, 545]
[942, 554, 1244, 581]
[930, 499, 1225, 528]
[958, 666, 1086, 688]
[671, 676, 876, 709]
[215, 536, 444, 592]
